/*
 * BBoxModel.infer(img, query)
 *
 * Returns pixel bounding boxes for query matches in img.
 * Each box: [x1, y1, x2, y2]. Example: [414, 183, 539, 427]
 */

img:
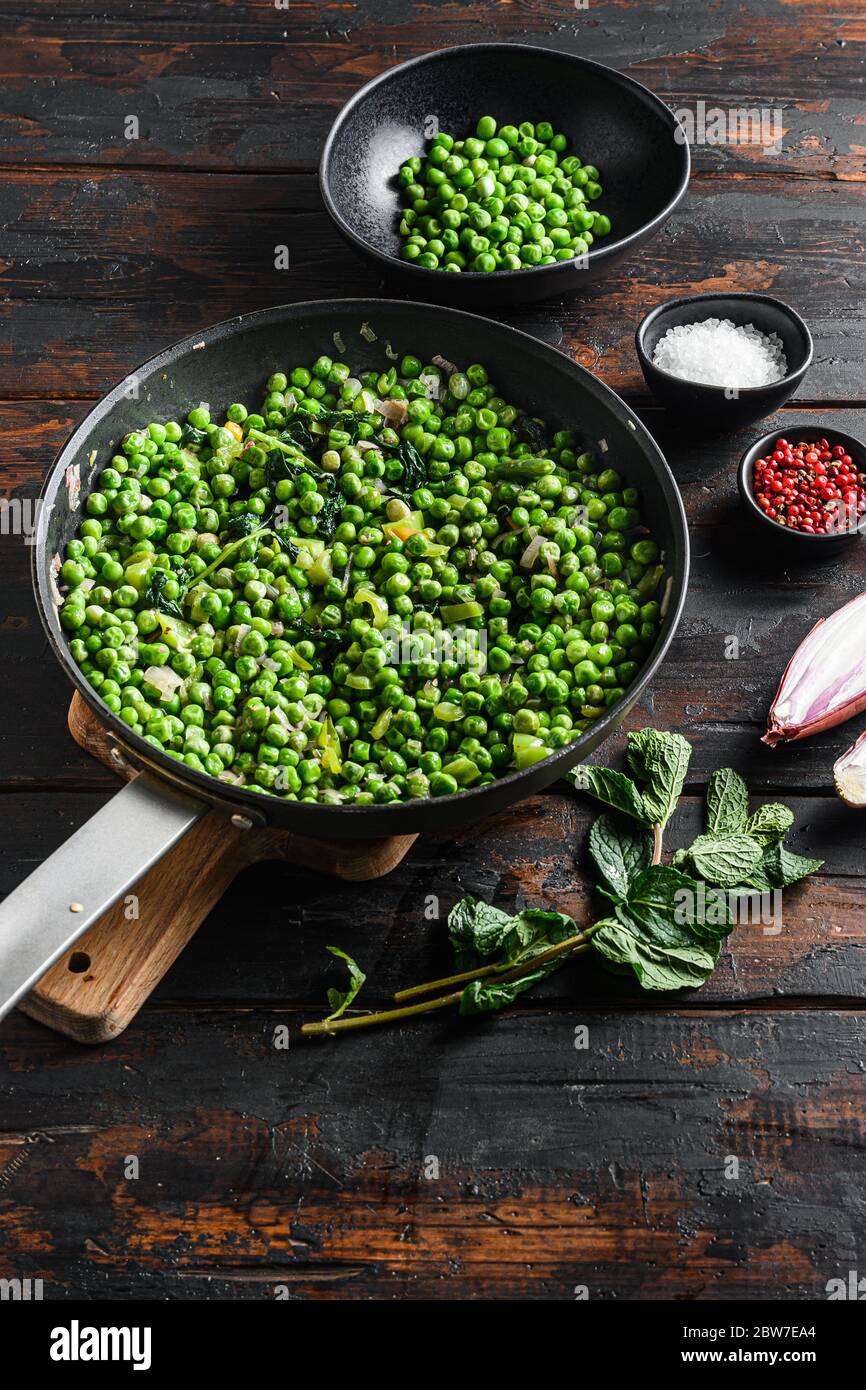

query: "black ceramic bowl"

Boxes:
[320, 43, 690, 306]
[636, 292, 813, 431]
[737, 423, 866, 558]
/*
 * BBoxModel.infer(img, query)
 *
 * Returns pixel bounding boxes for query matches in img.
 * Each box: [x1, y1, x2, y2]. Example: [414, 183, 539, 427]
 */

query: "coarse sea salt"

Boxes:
[652, 317, 787, 389]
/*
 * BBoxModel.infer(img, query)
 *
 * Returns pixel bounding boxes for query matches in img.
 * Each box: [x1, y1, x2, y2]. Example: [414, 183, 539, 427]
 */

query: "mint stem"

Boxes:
[652, 822, 664, 865]
[392, 927, 596, 1003]
[302, 987, 464, 1037]
[303, 937, 596, 1038]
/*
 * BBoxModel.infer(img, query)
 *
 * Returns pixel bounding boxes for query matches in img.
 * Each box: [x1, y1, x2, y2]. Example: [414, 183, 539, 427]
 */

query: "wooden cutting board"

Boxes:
[19, 695, 417, 1044]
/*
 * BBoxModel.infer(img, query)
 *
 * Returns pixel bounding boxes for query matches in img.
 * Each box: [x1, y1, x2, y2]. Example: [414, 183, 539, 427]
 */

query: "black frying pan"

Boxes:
[0, 299, 689, 1019]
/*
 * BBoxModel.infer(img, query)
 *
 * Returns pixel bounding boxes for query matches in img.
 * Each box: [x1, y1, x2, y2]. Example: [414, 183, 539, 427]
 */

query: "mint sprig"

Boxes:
[302, 730, 823, 1037]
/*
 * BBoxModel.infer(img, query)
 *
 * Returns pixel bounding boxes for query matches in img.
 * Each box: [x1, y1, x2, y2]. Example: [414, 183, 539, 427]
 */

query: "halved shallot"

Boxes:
[834, 731, 866, 807]
[763, 591, 866, 745]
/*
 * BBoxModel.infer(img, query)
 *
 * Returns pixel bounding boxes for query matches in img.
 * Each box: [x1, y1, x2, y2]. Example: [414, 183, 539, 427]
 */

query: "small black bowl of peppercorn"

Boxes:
[737, 424, 866, 557]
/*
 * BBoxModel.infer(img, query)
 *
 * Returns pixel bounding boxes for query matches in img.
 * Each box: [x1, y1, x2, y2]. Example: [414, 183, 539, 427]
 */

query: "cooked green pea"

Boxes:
[60, 349, 663, 804]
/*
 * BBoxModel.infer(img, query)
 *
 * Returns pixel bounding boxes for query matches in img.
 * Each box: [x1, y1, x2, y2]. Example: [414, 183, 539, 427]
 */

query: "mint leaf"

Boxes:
[773, 845, 823, 886]
[454, 907, 577, 1016]
[615, 865, 702, 947]
[324, 947, 366, 1023]
[459, 967, 550, 1016]
[744, 803, 795, 846]
[505, 909, 575, 957]
[448, 898, 575, 969]
[567, 765, 647, 822]
[627, 729, 691, 827]
[588, 813, 653, 900]
[706, 768, 749, 835]
[688, 833, 764, 888]
[592, 919, 718, 991]
[614, 864, 731, 946]
[447, 897, 514, 966]
[761, 843, 823, 888]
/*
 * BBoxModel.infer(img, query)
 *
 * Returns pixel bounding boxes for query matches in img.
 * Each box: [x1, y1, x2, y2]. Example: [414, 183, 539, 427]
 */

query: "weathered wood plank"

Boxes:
[0, 169, 862, 399]
[0, 1, 862, 175]
[0, 788, 857, 1006]
[1, 1008, 863, 1298]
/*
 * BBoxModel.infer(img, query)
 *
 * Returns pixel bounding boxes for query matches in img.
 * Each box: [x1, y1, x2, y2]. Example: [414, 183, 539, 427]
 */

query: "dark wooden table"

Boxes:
[1, 0, 864, 1300]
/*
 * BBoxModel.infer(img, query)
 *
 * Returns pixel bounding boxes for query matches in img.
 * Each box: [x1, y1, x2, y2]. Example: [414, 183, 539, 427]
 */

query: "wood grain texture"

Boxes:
[1, 0, 864, 1302]
[1, 784, 861, 1009]
[0, 170, 863, 399]
[0, 0, 863, 176]
[1, 1008, 863, 1299]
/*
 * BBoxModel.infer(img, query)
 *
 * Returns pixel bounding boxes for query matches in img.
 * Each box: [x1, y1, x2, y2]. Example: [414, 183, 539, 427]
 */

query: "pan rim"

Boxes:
[34, 296, 690, 827]
[318, 41, 691, 284]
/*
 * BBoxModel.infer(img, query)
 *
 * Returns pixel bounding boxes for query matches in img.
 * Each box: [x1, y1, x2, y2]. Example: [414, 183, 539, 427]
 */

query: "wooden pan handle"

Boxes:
[19, 810, 256, 1043]
[18, 695, 417, 1043]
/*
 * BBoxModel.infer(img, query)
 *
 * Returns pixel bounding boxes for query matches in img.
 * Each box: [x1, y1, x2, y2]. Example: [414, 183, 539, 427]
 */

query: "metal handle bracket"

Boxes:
[0, 772, 205, 1023]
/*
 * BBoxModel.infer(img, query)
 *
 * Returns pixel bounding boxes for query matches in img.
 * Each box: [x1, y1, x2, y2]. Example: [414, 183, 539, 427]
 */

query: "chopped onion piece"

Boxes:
[513, 732, 551, 768]
[441, 600, 483, 623]
[355, 586, 389, 628]
[65, 462, 81, 509]
[332, 330, 346, 353]
[371, 707, 393, 740]
[374, 397, 409, 427]
[420, 372, 441, 400]
[360, 322, 377, 342]
[49, 553, 63, 607]
[433, 701, 463, 722]
[520, 531, 544, 569]
[659, 575, 673, 620]
[144, 665, 184, 699]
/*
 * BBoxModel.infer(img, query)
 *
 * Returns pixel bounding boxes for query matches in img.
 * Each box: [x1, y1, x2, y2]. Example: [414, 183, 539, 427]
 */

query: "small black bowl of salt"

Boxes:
[635, 291, 813, 430]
